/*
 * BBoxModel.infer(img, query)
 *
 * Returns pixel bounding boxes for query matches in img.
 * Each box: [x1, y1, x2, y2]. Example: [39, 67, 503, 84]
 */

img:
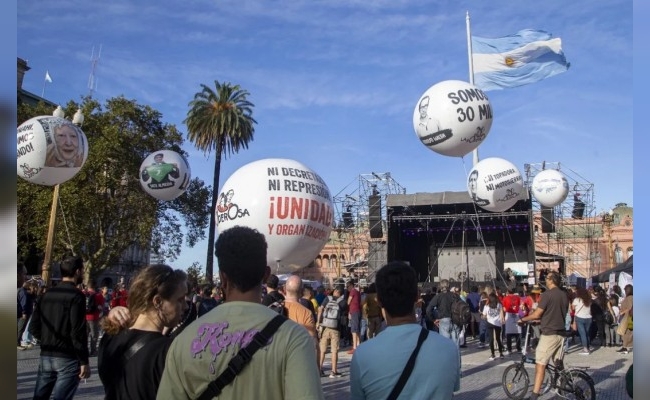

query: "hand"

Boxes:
[107, 306, 131, 327]
[79, 364, 91, 379]
[434, 319, 440, 327]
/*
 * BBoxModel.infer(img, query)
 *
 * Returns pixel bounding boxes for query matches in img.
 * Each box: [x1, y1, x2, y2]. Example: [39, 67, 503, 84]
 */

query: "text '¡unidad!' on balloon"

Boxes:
[413, 80, 493, 158]
[216, 159, 333, 272]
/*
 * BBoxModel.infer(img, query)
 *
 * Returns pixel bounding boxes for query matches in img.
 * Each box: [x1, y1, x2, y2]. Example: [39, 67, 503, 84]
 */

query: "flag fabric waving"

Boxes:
[471, 29, 569, 91]
[45, 71, 52, 83]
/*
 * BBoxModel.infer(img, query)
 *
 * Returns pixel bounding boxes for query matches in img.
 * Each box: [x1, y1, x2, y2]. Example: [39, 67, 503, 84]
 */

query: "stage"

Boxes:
[386, 191, 534, 287]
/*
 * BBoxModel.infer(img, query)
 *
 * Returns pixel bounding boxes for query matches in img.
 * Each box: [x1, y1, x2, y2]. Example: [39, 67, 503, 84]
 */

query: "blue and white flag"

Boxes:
[471, 29, 569, 91]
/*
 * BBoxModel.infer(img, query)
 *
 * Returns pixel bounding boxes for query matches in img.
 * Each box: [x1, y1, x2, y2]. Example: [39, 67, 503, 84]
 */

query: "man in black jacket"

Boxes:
[426, 279, 460, 346]
[261, 274, 285, 306]
[29, 256, 91, 400]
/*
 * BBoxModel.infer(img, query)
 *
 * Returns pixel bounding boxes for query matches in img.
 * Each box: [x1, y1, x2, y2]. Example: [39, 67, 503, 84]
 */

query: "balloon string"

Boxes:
[460, 156, 510, 290]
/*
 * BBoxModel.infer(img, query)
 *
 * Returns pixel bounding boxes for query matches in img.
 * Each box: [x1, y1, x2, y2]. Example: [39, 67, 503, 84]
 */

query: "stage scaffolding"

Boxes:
[524, 162, 600, 279]
[331, 172, 406, 283]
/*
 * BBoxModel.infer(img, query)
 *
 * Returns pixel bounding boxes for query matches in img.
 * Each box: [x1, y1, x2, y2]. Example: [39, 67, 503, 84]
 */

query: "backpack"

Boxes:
[268, 300, 287, 316]
[451, 295, 471, 326]
[85, 291, 97, 314]
[603, 309, 614, 325]
[320, 296, 342, 329]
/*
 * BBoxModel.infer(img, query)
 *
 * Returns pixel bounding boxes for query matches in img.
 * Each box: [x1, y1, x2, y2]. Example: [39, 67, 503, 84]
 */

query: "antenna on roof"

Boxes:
[88, 44, 102, 98]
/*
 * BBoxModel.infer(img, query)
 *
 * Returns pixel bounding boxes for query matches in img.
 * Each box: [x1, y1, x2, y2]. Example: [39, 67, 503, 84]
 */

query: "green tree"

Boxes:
[185, 261, 205, 288]
[185, 81, 257, 283]
[17, 97, 211, 283]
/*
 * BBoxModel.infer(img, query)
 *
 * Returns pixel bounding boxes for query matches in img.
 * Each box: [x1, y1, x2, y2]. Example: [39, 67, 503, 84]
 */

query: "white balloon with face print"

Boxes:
[531, 169, 569, 207]
[413, 80, 493, 157]
[139, 150, 192, 201]
[467, 157, 524, 212]
[17, 116, 89, 186]
[216, 158, 333, 273]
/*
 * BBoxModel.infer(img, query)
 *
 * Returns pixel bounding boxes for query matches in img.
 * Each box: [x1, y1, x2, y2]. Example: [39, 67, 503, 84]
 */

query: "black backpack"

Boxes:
[451, 295, 471, 326]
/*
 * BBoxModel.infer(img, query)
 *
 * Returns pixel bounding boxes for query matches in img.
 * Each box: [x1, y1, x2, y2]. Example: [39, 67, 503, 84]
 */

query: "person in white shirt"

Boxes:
[482, 292, 505, 360]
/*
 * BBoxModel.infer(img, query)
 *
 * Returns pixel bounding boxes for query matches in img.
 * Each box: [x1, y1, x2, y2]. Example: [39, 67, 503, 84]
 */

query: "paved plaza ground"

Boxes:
[17, 336, 632, 399]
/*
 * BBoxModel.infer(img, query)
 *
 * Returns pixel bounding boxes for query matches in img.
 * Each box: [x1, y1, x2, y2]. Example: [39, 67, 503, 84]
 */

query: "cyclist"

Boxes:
[518, 271, 569, 400]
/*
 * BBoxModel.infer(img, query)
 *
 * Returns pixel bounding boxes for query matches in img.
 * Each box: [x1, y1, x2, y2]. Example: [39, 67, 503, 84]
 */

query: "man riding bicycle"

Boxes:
[519, 271, 569, 400]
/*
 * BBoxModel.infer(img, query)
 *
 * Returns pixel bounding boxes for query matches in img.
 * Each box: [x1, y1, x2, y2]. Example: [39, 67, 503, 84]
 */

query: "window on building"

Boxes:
[614, 246, 623, 264]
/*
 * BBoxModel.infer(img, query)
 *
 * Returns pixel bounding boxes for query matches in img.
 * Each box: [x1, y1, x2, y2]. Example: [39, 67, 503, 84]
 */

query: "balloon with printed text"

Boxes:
[413, 80, 493, 157]
[17, 115, 89, 185]
[139, 150, 191, 201]
[531, 169, 569, 207]
[216, 158, 333, 273]
[467, 157, 524, 212]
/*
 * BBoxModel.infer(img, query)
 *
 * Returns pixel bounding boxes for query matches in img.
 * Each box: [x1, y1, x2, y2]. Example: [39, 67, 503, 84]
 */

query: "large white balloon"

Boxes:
[17, 116, 89, 186]
[531, 169, 569, 207]
[216, 158, 333, 273]
[139, 150, 191, 201]
[467, 157, 524, 212]
[413, 80, 493, 157]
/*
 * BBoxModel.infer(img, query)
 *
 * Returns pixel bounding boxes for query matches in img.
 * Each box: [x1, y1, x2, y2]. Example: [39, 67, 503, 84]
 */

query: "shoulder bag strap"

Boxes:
[386, 328, 429, 400]
[121, 333, 158, 365]
[198, 315, 287, 400]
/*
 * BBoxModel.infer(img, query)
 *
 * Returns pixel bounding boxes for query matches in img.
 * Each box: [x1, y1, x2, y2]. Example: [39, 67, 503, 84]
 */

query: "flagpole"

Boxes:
[41, 77, 47, 98]
[466, 11, 479, 167]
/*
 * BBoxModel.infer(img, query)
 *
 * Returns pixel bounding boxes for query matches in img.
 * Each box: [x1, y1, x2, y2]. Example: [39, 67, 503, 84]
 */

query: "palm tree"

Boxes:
[185, 81, 257, 283]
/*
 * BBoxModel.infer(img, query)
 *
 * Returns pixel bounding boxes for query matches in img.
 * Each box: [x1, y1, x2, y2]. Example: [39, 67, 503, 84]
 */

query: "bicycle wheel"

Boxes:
[558, 369, 596, 400]
[502, 363, 530, 400]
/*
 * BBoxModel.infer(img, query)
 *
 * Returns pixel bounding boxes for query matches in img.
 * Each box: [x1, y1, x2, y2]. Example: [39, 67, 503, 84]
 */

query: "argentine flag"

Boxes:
[471, 29, 570, 91]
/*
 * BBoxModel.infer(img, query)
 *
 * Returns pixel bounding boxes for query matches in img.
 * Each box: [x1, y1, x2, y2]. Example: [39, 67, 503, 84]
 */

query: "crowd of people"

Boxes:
[17, 227, 633, 400]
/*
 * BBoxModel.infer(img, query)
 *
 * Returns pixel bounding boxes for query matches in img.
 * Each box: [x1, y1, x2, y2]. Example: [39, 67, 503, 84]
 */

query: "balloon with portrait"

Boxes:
[139, 150, 191, 201]
[17, 116, 89, 186]
[413, 80, 493, 157]
[467, 157, 525, 212]
[216, 158, 333, 273]
[531, 169, 569, 208]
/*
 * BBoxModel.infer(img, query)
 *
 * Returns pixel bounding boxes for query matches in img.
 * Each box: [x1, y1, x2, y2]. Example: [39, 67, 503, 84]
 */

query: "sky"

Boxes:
[17, 0, 633, 272]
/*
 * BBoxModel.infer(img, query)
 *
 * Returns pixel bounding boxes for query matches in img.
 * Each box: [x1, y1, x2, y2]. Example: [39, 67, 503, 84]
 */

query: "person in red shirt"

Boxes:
[84, 280, 106, 356]
[110, 283, 129, 309]
[502, 287, 522, 354]
[346, 281, 362, 354]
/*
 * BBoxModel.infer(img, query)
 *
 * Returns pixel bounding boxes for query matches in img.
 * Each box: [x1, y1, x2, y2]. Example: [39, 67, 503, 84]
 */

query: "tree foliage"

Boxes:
[17, 97, 211, 281]
[185, 81, 257, 283]
[185, 261, 205, 289]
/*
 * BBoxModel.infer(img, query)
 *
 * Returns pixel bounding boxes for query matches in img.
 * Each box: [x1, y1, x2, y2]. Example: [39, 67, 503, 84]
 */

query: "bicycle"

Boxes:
[502, 322, 595, 400]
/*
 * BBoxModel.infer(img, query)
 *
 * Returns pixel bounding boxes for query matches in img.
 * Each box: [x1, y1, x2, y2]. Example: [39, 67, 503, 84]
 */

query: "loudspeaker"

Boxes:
[342, 212, 354, 228]
[572, 195, 585, 219]
[541, 207, 555, 233]
[368, 195, 383, 238]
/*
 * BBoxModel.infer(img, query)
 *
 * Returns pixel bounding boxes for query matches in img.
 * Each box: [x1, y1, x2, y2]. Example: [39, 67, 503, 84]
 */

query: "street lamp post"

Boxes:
[40, 106, 84, 286]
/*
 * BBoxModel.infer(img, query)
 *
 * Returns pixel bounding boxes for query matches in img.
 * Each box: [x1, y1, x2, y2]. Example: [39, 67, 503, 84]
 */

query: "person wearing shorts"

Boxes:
[519, 271, 568, 400]
[318, 287, 344, 378]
